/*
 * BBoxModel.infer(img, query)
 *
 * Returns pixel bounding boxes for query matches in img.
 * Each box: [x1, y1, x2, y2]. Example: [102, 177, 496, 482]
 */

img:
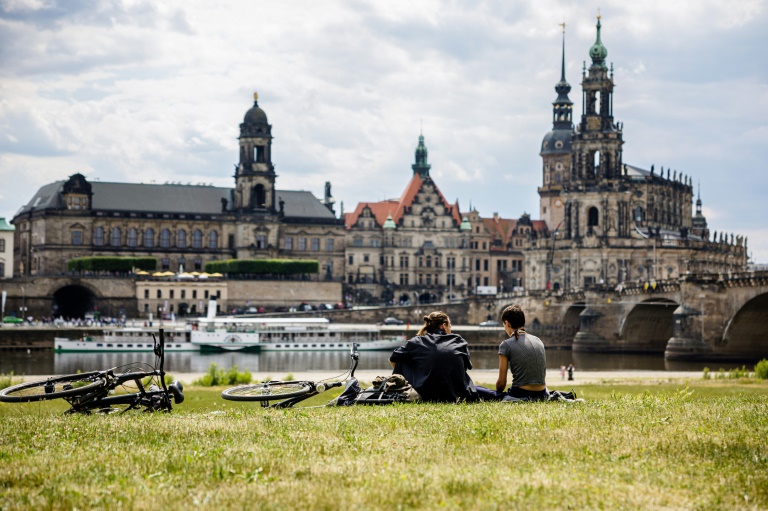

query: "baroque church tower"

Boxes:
[539, 23, 574, 230]
[527, 15, 746, 293]
[234, 92, 277, 213]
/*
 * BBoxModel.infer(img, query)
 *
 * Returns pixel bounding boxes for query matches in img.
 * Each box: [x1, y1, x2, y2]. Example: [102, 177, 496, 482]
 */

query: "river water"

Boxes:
[0, 348, 746, 376]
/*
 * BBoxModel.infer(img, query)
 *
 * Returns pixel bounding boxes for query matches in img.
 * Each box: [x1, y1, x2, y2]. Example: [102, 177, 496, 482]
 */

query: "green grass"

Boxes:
[1, 380, 767, 510]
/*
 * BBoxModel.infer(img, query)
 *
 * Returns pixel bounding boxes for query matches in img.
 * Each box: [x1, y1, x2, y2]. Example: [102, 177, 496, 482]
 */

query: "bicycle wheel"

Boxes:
[0, 372, 107, 403]
[221, 381, 313, 401]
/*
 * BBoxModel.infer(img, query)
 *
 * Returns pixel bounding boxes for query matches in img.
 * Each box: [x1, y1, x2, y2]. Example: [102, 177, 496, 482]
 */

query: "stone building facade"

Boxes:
[0, 217, 14, 279]
[344, 134, 547, 304]
[528, 17, 748, 292]
[11, 93, 346, 284]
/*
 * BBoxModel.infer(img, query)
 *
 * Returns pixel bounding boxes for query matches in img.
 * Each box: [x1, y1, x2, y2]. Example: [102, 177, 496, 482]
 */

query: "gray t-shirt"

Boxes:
[498, 333, 546, 387]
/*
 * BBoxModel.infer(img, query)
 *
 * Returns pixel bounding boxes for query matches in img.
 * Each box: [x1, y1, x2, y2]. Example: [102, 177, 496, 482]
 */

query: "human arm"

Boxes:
[496, 354, 508, 392]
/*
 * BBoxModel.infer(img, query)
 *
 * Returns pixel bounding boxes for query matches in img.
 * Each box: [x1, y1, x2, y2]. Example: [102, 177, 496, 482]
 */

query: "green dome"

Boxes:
[589, 17, 608, 68]
[460, 216, 471, 231]
[383, 213, 396, 229]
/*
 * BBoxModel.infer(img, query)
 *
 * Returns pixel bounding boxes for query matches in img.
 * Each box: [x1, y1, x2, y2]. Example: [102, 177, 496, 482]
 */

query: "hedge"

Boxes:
[68, 256, 157, 272]
[205, 259, 318, 275]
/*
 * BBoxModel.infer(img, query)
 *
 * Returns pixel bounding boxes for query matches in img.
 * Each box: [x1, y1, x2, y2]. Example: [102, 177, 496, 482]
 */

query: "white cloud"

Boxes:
[0, 0, 766, 261]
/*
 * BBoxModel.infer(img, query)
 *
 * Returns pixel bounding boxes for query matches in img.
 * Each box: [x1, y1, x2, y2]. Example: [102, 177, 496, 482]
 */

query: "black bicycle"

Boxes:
[221, 343, 362, 408]
[0, 329, 184, 414]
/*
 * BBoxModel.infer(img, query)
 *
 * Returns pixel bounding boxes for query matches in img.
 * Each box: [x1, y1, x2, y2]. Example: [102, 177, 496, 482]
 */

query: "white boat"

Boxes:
[189, 317, 405, 352]
[54, 326, 196, 352]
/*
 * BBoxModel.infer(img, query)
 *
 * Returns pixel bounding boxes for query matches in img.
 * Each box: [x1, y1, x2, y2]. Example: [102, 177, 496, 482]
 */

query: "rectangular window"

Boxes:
[418, 273, 423, 285]
[170, 290, 175, 299]
[348, 255, 354, 265]
[157, 290, 162, 299]
[71, 231, 82, 245]
[484, 260, 489, 271]
[400, 273, 409, 285]
[311, 238, 320, 251]
[484, 277, 489, 286]
[475, 259, 480, 271]
[162, 258, 170, 271]
[325, 238, 334, 251]
[425, 274, 431, 285]
[0, 239, 4, 252]
[193, 290, 197, 299]
[256, 234, 266, 249]
[298, 238, 306, 251]
[181, 290, 186, 299]
[363, 254, 369, 263]
[144, 290, 149, 298]
[204, 290, 209, 299]
[285, 237, 293, 250]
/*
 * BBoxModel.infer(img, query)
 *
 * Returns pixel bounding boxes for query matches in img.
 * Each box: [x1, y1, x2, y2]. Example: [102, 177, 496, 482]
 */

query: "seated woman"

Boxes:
[389, 311, 479, 403]
[492, 304, 548, 401]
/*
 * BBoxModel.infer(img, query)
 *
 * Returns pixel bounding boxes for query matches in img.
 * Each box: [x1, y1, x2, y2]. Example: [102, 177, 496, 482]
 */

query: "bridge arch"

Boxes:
[620, 298, 678, 351]
[721, 292, 768, 359]
[562, 302, 586, 331]
[52, 285, 98, 319]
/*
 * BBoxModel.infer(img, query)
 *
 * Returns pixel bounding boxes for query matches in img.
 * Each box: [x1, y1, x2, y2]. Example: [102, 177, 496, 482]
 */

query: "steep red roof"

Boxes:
[345, 174, 462, 229]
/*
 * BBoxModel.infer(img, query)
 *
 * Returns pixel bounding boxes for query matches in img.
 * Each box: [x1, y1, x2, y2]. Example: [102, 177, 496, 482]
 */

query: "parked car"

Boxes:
[382, 317, 404, 325]
[479, 320, 501, 327]
[317, 303, 334, 310]
[245, 306, 266, 314]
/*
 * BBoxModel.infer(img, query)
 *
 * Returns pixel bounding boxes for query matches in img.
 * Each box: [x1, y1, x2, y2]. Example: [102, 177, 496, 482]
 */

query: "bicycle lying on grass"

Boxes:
[221, 343, 363, 408]
[0, 329, 184, 414]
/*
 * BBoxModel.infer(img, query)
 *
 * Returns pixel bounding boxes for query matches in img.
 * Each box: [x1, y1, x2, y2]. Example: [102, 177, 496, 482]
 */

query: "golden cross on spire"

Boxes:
[559, 20, 566, 33]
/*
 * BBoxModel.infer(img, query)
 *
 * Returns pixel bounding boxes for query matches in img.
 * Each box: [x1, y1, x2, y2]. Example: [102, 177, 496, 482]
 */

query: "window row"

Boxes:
[143, 288, 221, 300]
[284, 237, 335, 252]
[87, 227, 219, 249]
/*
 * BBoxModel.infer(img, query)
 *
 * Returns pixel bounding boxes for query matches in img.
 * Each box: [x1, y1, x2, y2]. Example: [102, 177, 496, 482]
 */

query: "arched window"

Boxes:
[159, 229, 171, 248]
[177, 229, 187, 248]
[93, 227, 104, 246]
[208, 230, 218, 249]
[110, 227, 121, 247]
[588, 207, 599, 227]
[143, 228, 155, 248]
[127, 228, 138, 247]
[193, 229, 203, 249]
[251, 184, 266, 208]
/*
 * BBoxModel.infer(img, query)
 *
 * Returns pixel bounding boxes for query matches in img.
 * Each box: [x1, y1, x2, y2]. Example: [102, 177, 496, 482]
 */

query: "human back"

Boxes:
[499, 332, 546, 388]
[390, 311, 478, 403]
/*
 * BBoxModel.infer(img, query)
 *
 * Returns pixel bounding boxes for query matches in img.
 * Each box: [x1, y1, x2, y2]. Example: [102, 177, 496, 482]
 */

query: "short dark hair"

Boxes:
[500, 304, 525, 329]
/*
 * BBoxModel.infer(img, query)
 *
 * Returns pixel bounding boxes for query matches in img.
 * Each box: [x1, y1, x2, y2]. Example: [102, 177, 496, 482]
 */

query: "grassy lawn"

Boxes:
[1, 380, 767, 510]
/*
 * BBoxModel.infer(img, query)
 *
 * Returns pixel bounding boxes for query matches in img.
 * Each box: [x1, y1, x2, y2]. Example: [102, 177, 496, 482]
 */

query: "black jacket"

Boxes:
[390, 332, 478, 403]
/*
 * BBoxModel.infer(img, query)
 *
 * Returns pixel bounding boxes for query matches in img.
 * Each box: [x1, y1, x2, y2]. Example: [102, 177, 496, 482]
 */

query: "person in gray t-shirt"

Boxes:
[495, 304, 548, 400]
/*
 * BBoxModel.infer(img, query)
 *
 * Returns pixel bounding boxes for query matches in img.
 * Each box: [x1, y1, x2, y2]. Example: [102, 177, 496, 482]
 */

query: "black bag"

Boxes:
[353, 375, 421, 405]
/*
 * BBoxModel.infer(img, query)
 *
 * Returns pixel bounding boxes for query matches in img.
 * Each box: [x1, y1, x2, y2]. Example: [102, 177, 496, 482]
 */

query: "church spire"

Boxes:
[412, 132, 431, 177]
[589, 11, 608, 69]
[552, 21, 573, 129]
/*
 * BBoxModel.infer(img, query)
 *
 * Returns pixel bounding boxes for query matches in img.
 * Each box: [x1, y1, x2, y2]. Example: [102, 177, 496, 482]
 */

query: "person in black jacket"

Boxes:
[389, 311, 479, 403]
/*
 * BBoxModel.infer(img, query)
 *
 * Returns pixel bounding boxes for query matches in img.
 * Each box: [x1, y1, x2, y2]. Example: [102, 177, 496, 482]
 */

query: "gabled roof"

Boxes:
[345, 174, 461, 229]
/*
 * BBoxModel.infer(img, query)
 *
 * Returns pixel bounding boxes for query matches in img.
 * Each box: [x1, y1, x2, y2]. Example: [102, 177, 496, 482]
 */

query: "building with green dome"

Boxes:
[530, 15, 747, 292]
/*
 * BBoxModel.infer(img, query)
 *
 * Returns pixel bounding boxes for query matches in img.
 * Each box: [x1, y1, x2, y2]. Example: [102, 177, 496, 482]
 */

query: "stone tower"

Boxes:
[234, 91, 276, 212]
[570, 14, 624, 193]
[539, 23, 574, 230]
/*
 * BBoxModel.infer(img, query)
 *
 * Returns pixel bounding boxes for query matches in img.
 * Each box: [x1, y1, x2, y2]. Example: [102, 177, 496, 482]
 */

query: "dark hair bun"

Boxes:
[423, 315, 430, 323]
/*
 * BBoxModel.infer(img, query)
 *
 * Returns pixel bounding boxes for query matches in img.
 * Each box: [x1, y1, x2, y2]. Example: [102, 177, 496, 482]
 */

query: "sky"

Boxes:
[1, 0, 766, 263]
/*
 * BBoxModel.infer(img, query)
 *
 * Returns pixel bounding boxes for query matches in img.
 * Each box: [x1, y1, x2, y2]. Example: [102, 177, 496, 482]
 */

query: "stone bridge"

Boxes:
[479, 271, 768, 362]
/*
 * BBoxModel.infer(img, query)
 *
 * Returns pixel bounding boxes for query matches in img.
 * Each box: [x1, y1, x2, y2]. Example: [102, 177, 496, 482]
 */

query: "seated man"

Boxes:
[389, 311, 479, 403]
[495, 304, 548, 401]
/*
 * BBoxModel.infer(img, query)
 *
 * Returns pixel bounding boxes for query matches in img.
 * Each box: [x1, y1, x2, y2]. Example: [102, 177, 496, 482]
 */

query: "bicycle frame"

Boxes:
[263, 343, 360, 409]
[67, 328, 182, 414]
